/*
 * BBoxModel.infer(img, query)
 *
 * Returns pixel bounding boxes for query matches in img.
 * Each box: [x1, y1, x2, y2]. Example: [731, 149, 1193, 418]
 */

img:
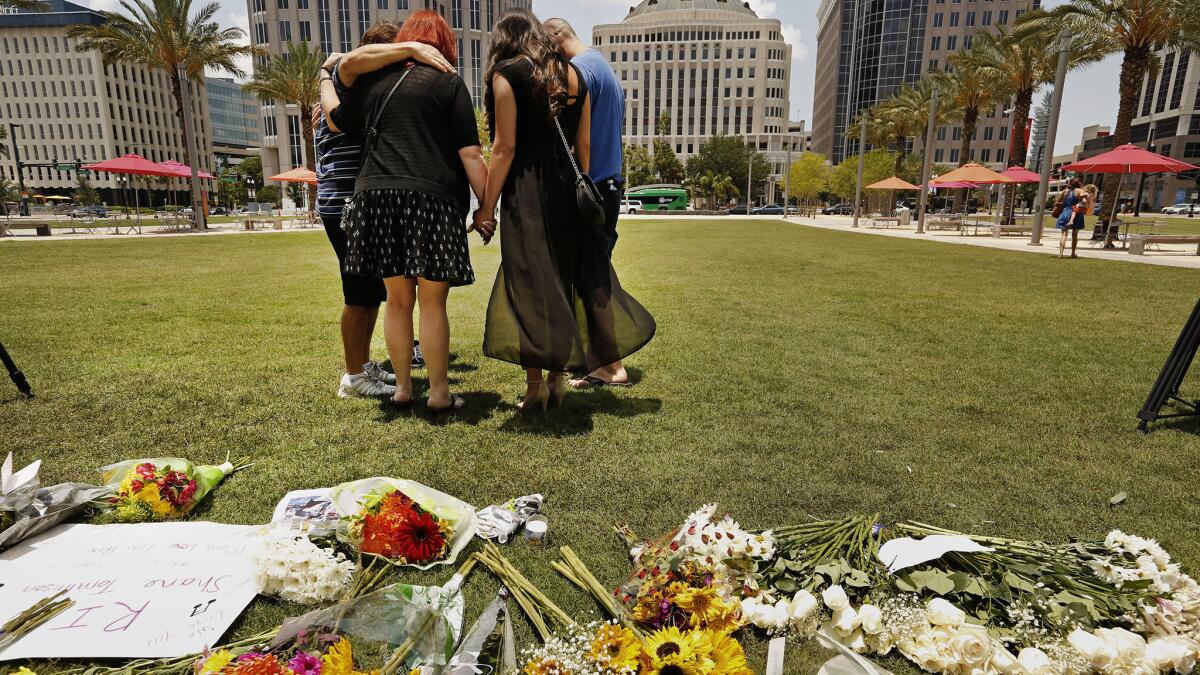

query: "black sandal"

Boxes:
[428, 394, 466, 413]
[387, 395, 413, 409]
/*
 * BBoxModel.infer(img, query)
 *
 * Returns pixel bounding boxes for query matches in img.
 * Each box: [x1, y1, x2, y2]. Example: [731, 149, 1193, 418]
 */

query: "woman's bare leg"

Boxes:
[416, 278, 452, 408]
[383, 276, 417, 403]
[1058, 228, 1068, 258]
[1071, 228, 1079, 257]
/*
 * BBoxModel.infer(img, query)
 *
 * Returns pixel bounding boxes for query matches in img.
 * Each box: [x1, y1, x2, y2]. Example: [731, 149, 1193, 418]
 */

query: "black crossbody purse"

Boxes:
[361, 65, 414, 165]
[553, 115, 607, 228]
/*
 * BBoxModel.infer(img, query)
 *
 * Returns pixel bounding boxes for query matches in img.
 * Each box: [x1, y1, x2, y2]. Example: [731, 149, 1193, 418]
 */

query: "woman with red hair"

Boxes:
[332, 10, 489, 413]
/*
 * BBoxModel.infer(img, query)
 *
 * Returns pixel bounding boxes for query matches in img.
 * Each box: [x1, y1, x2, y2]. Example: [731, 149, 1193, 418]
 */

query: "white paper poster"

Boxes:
[0, 521, 260, 660]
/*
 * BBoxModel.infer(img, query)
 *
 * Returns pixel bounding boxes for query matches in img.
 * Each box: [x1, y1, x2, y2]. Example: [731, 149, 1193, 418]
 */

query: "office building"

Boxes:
[249, 0, 530, 187]
[591, 0, 802, 192]
[0, 0, 214, 206]
[1126, 47, 1199, 210]
[206, 76, 260, 170]
[813, 0, 1038, 167]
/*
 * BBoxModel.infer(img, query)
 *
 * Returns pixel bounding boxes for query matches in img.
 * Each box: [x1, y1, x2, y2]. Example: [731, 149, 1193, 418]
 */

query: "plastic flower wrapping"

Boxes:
[0, 452, 111, 549]
[521, 621, 753, 675]
[254, 526, 357, 605]
[616, 504, 775, 632]
[96, 457, 243, 523]
[332, 478, 476, 569]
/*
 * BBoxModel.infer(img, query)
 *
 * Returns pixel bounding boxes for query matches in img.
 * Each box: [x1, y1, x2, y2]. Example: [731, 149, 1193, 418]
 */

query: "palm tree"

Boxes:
[944, 41, 1010, 170]
[1019, 0, 1200, 223]
[865, 99, 918, 175]
[68, 0, 256, 230]
[243, 41, 325, 215]
[711, 174, 738, 209]
[0, 124, 8, 159]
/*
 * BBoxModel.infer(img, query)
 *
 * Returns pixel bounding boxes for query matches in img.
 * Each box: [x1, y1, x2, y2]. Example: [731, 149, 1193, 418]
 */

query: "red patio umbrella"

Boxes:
[268, 167, 318, 185]
[158, 159, 216, 180]
[1062, 144, 1198, 174]
[83, 153, 174, 177]
[1000, 166, 1042, 183]
[1063, 145, 1198, 230]
[922, 180, 978, 190]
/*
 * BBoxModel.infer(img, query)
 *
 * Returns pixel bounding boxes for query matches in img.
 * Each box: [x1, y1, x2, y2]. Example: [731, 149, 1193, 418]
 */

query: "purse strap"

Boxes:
[363, 65, 414, 163]
[553, 116, 583, 181]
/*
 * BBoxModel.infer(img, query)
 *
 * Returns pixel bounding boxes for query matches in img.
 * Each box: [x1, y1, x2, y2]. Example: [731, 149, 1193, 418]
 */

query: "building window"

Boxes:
[357, 0, 370, 36]
[287, 114, 303, 169]
[299, 21, 311, 42]
[949, 12, 960, 27]
[470, 0, 480, 30]
[278, 21, 292, 41]
[471, 39, 482, 103]
[1156, 51, 1175, 113]
[318, 0, 333, 54]
[337, 0, 351, 52]
[452, 0, 462, 28]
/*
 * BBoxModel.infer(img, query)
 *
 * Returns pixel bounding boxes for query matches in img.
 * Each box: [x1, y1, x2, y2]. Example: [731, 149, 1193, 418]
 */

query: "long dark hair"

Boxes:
[484, 8, 567, 135]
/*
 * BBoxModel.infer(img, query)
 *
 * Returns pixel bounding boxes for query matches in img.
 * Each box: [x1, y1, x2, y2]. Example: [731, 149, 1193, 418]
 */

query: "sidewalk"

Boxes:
[787, 215, 1200, 270]
[0, 217, 318, 242]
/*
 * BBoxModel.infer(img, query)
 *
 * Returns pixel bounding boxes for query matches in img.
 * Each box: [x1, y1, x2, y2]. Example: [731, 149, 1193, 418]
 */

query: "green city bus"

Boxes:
[627, 186, 689, 211]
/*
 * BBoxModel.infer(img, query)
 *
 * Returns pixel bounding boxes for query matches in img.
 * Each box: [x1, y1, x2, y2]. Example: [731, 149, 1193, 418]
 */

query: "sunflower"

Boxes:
[588, 623, 641, 670]
[705, 632, 752, 675]
[645, 659, 709, 675]
[197, 649, 235, 673]
[643, 626, 698, 664]
[320, 637, 378, 675]
[699, 602, 741, 633]
[675, 586, 724, 627]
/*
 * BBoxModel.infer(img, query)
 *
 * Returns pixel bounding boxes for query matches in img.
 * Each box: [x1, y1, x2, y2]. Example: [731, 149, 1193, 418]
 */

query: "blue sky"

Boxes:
[535, 0, 1125, 156]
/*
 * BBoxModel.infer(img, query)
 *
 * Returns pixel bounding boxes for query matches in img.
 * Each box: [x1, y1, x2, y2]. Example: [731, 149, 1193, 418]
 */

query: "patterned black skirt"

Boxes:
[341, 189, 474, 287]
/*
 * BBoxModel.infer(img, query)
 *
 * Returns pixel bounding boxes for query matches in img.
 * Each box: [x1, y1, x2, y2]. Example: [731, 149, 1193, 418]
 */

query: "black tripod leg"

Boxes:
[0, 341, 32, 397]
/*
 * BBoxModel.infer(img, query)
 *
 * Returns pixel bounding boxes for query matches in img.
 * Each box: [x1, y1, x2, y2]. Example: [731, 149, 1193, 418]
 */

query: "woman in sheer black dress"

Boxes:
[472, 8, 655, 412]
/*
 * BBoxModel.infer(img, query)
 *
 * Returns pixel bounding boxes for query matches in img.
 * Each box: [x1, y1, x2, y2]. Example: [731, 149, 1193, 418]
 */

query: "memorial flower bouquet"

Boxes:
[520, 621, 754, 675]
[254, 526, 357, 605]
[0, 452, 110, 549]
[195, 633, 376, 675]
[332, 478, 476, 569]
[608, 504, 775, 632]
[96, 456, 248, 523]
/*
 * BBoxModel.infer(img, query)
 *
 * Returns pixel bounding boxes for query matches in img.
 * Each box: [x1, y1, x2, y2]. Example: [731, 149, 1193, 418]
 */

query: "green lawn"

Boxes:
[2, 221, 1199, 673]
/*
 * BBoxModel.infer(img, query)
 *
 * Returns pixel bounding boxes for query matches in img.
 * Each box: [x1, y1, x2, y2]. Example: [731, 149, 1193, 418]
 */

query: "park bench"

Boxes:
[245, 217, 283, 231]
[1128, 234, 1200, 256]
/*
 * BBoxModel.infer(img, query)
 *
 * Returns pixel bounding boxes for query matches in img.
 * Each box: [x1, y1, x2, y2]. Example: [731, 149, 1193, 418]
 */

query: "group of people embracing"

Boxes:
[314, 8, 655, 414]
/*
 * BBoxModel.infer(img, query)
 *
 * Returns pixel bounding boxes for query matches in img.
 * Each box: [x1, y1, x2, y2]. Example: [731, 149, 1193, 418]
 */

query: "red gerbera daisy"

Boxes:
[393, 511, 446, 563]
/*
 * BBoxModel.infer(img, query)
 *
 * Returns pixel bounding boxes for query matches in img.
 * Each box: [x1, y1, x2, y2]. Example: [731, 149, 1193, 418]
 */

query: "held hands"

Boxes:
[402, 42, 454, 74]
[470, 208, 496, 244]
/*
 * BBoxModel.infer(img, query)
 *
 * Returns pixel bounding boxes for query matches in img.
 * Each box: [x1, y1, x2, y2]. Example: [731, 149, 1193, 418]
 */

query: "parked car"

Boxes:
[822, 203, 855, 216]
[727, 205, 752, 215]
[70, 206, 108, 218]
[786, 206, 801, 215]
[1162, 202, 1197, 215]
[753, 204, 785, 215]
[210, 206, 229, 216]
[620, 200, 642, 215]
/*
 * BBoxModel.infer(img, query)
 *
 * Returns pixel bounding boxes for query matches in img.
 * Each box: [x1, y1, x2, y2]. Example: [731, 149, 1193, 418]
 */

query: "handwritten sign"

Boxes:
[0, 522, 260, 660]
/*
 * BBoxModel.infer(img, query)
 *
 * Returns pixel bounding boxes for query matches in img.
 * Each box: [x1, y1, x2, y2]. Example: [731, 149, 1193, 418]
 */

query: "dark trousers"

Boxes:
[598, 178, 623, 257]
[321, 213, 387, 307]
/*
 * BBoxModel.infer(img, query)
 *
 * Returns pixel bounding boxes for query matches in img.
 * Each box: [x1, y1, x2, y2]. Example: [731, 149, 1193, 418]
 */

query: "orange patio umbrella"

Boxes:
[866, 176, 920, 216]
[269, 167, 318, 185]
[931, 163, 1016, 185]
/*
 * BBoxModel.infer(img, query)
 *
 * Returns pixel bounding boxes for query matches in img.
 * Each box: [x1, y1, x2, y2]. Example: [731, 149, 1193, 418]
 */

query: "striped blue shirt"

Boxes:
[315, 67, 361, 218]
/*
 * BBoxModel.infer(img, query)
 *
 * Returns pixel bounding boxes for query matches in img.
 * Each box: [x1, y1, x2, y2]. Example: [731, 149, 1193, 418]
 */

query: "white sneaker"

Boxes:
[364, 361, 397, 385]
[337, 373, 396, 399]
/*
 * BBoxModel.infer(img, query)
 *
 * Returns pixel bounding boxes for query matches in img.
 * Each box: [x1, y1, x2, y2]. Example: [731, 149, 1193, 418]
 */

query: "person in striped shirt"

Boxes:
[315, 22, 453, 399]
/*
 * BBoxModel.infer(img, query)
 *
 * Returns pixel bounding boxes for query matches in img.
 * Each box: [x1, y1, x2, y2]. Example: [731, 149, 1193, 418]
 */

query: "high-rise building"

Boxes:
[0, 0, 213, 206]
[248, 0, 530, 189]
[812, 0, 1038, 167]
[206, 76, 261, 169]
[590, 0, 802, 191]
[1126, 47, 1200, 210]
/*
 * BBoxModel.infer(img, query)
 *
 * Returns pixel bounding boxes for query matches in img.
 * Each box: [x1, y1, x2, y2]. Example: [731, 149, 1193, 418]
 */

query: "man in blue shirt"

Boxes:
[546, 18, 634, 388]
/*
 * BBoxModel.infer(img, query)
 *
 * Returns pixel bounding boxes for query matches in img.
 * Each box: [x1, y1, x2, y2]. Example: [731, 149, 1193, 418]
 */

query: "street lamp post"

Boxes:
[1031, 35, 1070, 246]
[852, 114, 867, 228]
[8, 123, 27, 216]
[917, 88, 939, 235]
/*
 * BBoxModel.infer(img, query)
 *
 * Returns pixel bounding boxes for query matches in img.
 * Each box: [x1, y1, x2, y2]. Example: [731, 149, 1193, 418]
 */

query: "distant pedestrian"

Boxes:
[1054, 178, 1095, 259]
